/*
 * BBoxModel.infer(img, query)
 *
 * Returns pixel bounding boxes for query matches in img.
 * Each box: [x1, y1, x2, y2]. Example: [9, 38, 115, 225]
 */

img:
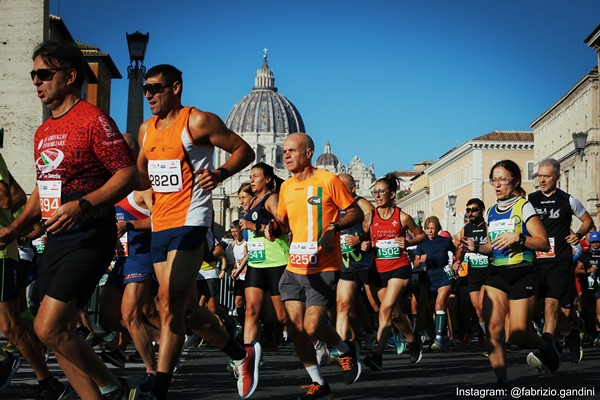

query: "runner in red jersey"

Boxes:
[0, 40, 138, 400]
[363, 173, 426, 372]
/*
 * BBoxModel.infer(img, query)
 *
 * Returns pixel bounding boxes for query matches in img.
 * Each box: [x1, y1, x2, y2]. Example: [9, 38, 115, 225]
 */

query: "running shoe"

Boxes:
[2, 341, 16, 353]
[236, 342, 261, 399]
[37, 376, 71, 400]
[297, 381, 332, 400]
[408, 334, 423, 364]
[184, 334, 202, 349]
[102, 377, 137, 400]
[338, 340, 361, 384]
[363, 352, 383, 372]
[0, 353, 20, 391]
[565, 328, 583, 364]
[136, 373, 156, 396]
[227, 359, 239, 378]
[314, 341, 329, 367]
[526, 332, 560, 374]
[431, 337, 445, 352]
[391, 333, 407, 355]
[593, 335, 600, 348]
[85, 332, 103, 351]
[100, 347, 126, 368]
[328, 347, 340, 362]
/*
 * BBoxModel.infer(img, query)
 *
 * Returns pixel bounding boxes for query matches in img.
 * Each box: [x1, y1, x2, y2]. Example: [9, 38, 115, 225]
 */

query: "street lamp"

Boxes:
[126, 31, 150, 138]
[447, 194, 457, 216]
[572, 132, 588, 160]
[417, 210, 424, 222]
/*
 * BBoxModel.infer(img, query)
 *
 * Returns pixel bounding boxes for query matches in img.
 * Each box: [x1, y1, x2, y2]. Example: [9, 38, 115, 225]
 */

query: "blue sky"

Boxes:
[50, 0, 600, 176]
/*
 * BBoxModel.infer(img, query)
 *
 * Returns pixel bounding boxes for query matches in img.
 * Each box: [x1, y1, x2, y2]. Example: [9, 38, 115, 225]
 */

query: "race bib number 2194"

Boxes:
[37, 180, 61, 220]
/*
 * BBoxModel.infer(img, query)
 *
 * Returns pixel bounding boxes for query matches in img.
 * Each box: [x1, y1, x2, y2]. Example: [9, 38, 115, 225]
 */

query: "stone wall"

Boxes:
[0, 0, 47, 193]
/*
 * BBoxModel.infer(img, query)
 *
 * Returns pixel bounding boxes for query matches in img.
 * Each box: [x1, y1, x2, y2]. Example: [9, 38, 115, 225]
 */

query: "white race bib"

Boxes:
[289, 241, 319, 270]
[376, 239, 401, 259]
[148, 160, 183, 193]
[37, 180, 62, 220]
[488, 219, 515, 242]
[340, 234, 353, 254]
[248, 240, 266, 263]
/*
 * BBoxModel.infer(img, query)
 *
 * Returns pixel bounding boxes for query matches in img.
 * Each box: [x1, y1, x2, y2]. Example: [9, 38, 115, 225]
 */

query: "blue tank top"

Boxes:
[115, 192, 151, 257]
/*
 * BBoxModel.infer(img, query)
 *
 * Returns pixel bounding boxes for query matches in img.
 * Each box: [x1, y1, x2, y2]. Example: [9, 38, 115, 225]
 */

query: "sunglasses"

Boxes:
[142, 82, 172, 95]
[466, 207, 481, 213]
[30, 68, 66, 81]
[371, 189, 390, 196]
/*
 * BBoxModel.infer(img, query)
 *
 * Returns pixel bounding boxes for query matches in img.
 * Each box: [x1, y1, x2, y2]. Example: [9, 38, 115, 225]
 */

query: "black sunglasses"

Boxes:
[466, 207, 481, 213]
[142, 82, 172, 95]
[30, 68, 66, 81]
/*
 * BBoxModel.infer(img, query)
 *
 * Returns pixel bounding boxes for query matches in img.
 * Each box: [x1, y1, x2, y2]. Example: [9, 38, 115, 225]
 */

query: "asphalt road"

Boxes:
[2, 339, 599, 399]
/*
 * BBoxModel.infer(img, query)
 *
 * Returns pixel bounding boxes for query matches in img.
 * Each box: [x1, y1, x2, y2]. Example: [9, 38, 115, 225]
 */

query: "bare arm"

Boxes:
[8, 173, 26, 212]
[322, 201, 364, 254]
[0, 186, 42, 248]
[402, 212, 426, 247]
[566, 211, 594, 245]
[136, 120, 152, 191]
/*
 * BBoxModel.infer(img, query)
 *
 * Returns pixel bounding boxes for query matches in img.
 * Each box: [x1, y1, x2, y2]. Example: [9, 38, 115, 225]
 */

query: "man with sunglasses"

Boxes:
[136, 64, 255, 399]
[0, 40, 139, 399]
[528, 158, 594, 366]
[454, 198, 489, 348]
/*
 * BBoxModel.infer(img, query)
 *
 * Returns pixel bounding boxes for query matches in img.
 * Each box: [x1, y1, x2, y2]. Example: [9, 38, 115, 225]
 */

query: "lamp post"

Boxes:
[126, 31, 149, 139]
[572, 132, 588, 161]
[417, 210, 424, 226]
[447, 194, 457, 233]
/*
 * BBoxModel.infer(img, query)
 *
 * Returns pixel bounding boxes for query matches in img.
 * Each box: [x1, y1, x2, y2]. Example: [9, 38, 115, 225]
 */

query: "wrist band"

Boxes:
[216, 167, 231, 182]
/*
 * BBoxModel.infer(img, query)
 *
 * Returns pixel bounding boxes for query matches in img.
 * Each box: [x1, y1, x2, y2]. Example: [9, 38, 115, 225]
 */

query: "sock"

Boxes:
[99, 378, 122, 395]
[435, 311, 447, 339]
[221, 334, 246, 361]
[479, 321, 486, 335]
[305, 364, 324, 385]
[334, 339, 350, 355]
[152, 372, 172, 400]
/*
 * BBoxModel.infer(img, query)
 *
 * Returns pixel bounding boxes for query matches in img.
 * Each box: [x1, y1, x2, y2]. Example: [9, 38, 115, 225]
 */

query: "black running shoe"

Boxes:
[363, 352, 383, 372]
[338, 340, 361, 384]
[37, 376, 71, 400]
[408, 334, 423, 364]
[566, 328, 583, 364]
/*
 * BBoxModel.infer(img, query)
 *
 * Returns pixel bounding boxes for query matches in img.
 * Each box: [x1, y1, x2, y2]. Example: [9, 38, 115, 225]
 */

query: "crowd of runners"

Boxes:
[0, 39, 599, 400]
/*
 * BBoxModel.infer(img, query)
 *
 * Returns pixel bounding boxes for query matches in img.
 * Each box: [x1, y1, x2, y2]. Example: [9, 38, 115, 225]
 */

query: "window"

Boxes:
[526, 161, 534, 181]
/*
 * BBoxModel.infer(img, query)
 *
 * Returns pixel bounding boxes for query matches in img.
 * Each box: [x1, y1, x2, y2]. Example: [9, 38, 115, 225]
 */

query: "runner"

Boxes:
[236, 162, 289, 398]
[460, 159, 556, 389]
[230, 220, 248, 331]
[265, 132, 363, 399]
[136, 64, 255, 399]
[454, 198, 489, 347]
[528, 158, 594, 364]
[0, 40, 140, 399]
[413, 216, 457, 352]
[574, 232, 600, 346]
[363, 173, 426, 371]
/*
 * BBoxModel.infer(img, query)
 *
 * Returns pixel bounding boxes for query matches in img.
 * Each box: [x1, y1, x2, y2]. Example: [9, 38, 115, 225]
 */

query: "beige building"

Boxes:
[529, 25, 600, 226]
[422, 131, 534, 235]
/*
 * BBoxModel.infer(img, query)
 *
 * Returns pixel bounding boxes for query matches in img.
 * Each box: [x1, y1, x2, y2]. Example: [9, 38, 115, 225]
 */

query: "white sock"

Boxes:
[305, 364, 324, 385]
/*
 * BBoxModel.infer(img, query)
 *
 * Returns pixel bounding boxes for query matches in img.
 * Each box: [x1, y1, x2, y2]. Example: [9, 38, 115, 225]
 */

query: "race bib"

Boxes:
[376, 239, 401, 259]
[248, 240, 266, 263]
[32, 237, 45, 254]
[116, 232, 128, 257]
[340, 234, 353, 255]
[465, 252, 489, 268]
[488, 219, 515, 242]
[37, 180, 61, 220]
[289, 241, 318, 270]
[536, 237, 556, 259]
[148, 160, 183, 193]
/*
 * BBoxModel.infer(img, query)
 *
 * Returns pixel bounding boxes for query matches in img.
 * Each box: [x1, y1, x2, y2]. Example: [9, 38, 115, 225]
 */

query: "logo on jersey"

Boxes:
[392, 219, 398, 226]
[98, 115, 118, 137]
[36, 148, 64, 173]
[307, 196, 322, 205]
[512, 215, 522, 225]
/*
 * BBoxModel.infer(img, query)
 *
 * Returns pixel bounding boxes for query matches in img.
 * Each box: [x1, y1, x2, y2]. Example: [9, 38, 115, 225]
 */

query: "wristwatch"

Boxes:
[78, 198, 93, 214]
[518, 233, 526, 245]
[125, 222, 134, 232]
[328, 222, 340, 232]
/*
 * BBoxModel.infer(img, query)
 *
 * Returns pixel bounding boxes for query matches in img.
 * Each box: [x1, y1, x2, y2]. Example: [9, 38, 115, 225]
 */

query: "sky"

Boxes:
[49, 0, 600, 177]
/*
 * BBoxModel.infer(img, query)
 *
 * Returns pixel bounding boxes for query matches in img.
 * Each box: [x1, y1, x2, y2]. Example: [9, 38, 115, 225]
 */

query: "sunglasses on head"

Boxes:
[142, 82, 172, 95]
[466, 207, 481, 213]
[30, 68, 66, 81]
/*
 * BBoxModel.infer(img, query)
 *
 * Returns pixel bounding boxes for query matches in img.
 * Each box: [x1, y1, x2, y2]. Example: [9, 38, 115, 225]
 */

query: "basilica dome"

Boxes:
[225, 52, 305, 134]
[316, 142, 340, 167]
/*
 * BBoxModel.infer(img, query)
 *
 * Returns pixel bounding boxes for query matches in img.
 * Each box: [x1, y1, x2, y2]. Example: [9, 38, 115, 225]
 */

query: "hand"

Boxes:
[321, 226, 336, 254]
[360, 241, 371, 252]
[491, 232, 519, 251]
[452, 261, 462, 275]
[264, 220, 278, 242]
[344, 234, 360, 247]
[394, 236, 406, 250]
[218, 270, 226, 279]
[45, 200, 84, 234]
[116, 220, 128, 238]
[460, 237, 476, 252]
[231, 267, 239, 280]
[565, 233, 580, 246]
[194, 168, 221, 191]
[420, 254, 427, 263]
